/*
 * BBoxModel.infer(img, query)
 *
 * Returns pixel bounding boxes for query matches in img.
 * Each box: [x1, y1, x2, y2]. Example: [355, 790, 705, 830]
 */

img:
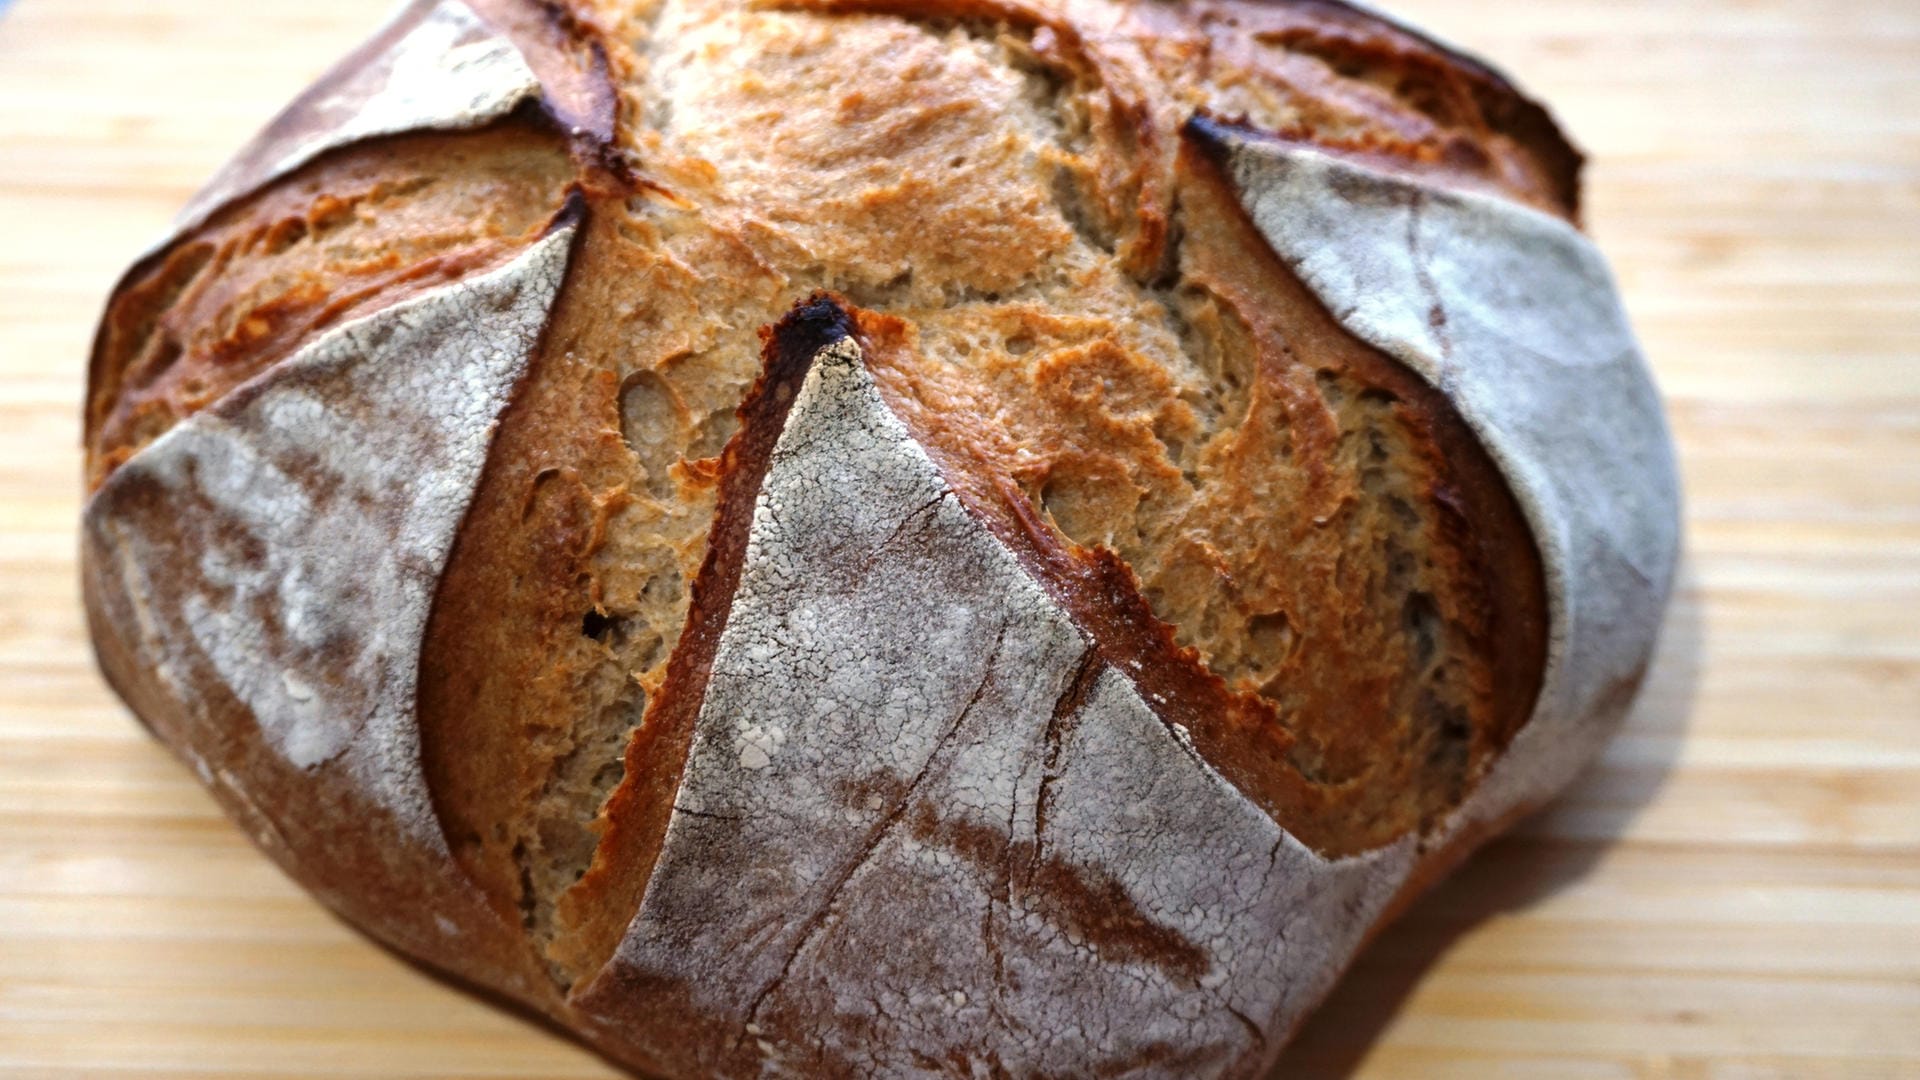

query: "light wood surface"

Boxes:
[2, 0, 1916, 1076]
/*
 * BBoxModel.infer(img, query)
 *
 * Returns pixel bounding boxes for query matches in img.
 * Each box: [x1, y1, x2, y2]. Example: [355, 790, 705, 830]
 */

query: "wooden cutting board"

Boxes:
[2, 0, 1915, 1076]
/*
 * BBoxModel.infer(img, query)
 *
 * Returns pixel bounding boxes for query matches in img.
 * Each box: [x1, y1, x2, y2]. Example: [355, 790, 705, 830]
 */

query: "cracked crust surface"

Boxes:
[528, 0, 1557, 982]
[79, 0, 1678, 1074]
[575, 321, 1420, 1078]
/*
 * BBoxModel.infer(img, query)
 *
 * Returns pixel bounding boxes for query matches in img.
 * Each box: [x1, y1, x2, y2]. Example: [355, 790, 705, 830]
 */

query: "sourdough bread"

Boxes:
[82, 1, 1680, 1074]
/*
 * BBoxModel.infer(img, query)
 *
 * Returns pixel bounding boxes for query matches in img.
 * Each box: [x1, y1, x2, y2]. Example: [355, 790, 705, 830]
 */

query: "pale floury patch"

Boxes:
[1214, 132, 1682, 832]
[86, 223, 575, 836]
[603, 339, 1414, 1076]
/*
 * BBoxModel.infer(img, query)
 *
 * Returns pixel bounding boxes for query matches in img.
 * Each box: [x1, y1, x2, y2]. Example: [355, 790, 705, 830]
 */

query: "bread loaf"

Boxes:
[81, 0, 1681, 1074]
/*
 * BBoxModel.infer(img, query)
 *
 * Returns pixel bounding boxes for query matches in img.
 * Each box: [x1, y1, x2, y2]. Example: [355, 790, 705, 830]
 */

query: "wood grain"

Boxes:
[1, 0, 1915, 1077]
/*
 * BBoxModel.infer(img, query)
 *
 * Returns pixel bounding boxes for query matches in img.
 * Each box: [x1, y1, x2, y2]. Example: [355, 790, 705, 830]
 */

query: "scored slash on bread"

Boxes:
[78, 0, 1680, 1075]
[576, 302, 1421, 1075]
[85, 207, 585, 1004]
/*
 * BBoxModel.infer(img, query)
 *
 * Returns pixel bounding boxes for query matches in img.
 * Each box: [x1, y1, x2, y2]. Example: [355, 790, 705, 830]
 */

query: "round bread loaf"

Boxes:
[80, 0, 1681, 1074]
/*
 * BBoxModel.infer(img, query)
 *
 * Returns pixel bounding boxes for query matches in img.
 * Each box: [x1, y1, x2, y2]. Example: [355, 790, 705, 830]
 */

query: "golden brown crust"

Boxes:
[524, 0, 1553, 996]
[859, 129, 1547, 852]
[1168, 128, 1545, 836]
[559, 286, 1542, 1071]
[1129, 0, 1582, 217]
[761, 0, 1581, 232]
[85, 117, 577, 489]
[414, 200, 657, 982]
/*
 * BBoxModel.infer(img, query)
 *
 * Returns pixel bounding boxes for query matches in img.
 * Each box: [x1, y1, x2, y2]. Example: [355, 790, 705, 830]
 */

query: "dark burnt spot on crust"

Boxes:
[1182, 111, 1247, 173]
[544, 186, 590, 237]
[768, 293, 860, 372]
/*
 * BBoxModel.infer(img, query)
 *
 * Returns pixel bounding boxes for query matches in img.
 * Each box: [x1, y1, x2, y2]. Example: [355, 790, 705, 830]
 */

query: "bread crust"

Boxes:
[84, 215, 585, 1008]
[79, 0, 1678, 1074]
[858, 128, 1549, 855]
[573, 309, 1421, 1077]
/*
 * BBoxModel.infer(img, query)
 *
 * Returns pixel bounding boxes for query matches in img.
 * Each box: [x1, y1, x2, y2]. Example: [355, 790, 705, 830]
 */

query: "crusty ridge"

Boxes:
[569, 304, 1431, 1078]
[85, 116, 577, 489]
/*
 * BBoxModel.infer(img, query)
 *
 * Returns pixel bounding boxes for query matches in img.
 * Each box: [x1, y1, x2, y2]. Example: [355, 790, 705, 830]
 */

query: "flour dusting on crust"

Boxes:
[592, 337, 1414, 1078]
[85, 223, 575, 834]
[1215, 132, 1682, 822]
